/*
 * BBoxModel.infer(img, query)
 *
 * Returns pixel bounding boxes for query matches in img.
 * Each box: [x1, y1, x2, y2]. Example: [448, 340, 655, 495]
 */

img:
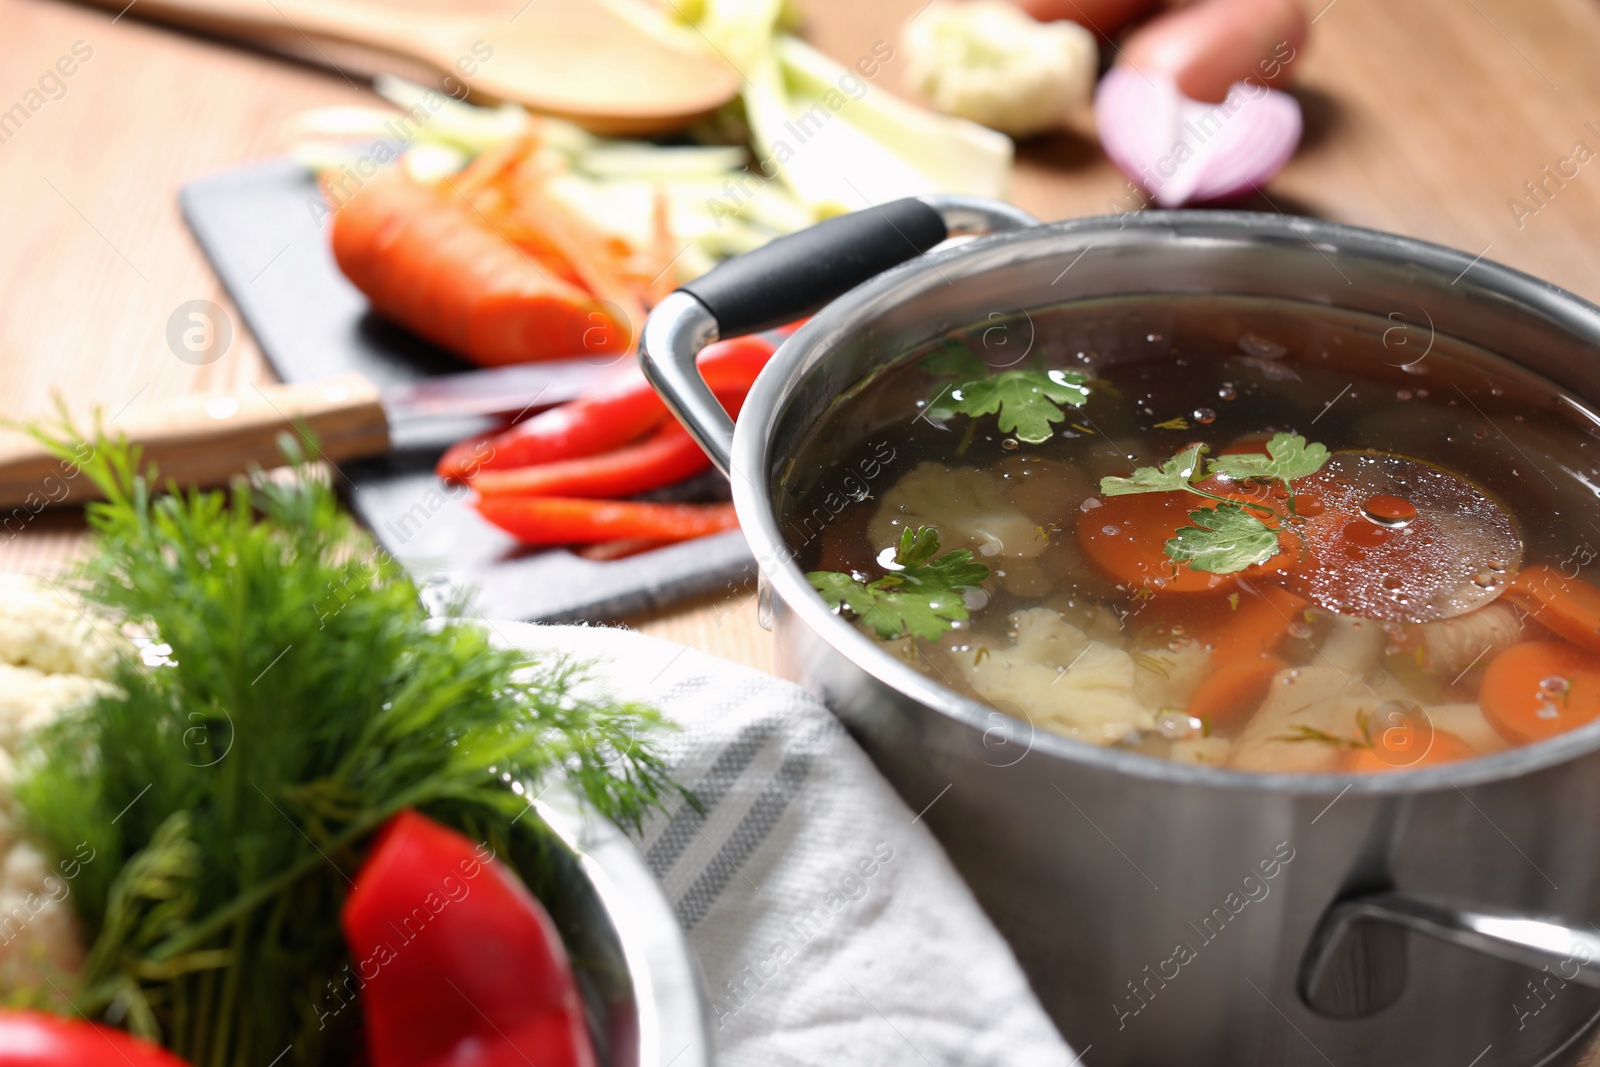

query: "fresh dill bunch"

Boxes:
[14, 431, 682, 1067]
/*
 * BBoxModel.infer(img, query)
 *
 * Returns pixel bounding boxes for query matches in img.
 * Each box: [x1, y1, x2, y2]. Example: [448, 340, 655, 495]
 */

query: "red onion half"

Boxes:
[1094, 65, 1303, 207]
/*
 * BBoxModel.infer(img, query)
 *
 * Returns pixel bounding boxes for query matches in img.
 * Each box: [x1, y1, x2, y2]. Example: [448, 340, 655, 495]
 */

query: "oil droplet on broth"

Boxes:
[1361, 494, 1418, 527]
[1539, 675, 1571, 698]
[1218, 383, 1237, 401]
[1193, 407, 1217, 424]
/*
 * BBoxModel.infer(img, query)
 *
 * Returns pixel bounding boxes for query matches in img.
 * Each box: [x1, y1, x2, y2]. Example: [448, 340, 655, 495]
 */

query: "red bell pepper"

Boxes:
[0, 1011, 191, 1067]
[342, 810, 596, 1067]
[470, 419, 709, 499]
[468, 388, 745, 500]
[476, 496, 738, 546]
[437, 334, 776, 480]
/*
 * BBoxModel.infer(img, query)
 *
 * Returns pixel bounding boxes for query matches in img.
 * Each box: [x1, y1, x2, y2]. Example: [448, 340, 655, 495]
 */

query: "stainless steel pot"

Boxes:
[641, 201, 1600, 1066]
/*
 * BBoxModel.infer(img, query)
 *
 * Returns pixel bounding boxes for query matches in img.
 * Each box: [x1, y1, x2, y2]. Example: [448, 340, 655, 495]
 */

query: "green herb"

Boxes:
[1209, 432, 1331, 485]
[1100, 433, 1328, 502]
[15, 432, 681, 1066]
[1099, 443, 1208, 497]
[1272, 725, 1368, 749]
[1165, 503, 1281, 574]
[920, 342, 1089, 444]
[1096, 433, 1330, 576]
[806, 525, 989, 641]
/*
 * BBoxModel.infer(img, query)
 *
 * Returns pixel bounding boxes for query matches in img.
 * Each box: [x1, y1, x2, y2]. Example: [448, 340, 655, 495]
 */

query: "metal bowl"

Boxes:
[643, 203, 1600, 1066]
[534, 784, 712, 1067]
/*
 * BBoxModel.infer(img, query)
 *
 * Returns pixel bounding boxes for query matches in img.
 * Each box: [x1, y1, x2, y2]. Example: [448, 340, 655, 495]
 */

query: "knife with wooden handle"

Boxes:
[0, 358, 618, 511]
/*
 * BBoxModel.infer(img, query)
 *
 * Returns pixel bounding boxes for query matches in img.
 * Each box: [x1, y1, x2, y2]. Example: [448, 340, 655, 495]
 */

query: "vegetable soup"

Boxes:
[782, 294, 1600, 772]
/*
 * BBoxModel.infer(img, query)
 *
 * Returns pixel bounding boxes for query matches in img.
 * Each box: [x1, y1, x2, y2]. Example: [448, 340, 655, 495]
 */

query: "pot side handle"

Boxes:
[640, 195, 1037, 473]
[1300, 890, 1600, 1019]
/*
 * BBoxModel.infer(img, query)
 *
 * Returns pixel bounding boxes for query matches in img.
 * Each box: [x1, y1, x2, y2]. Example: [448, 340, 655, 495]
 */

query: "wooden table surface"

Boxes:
[4, 0, 1600, 1053]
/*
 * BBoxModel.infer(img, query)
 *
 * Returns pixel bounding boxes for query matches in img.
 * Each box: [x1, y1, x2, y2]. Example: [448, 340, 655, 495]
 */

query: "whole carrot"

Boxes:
[330, 175, 632, 367]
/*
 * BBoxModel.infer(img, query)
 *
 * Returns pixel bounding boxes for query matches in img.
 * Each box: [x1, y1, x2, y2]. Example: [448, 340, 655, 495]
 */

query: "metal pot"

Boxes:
[641, 200, 1600, 1066]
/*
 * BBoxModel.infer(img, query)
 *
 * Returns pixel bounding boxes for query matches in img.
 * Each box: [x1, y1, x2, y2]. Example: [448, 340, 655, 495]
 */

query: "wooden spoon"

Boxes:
[76, 0, 741, 134]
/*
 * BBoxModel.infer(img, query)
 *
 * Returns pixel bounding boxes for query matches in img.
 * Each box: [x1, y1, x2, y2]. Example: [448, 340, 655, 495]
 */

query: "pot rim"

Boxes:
[729, 208, 1600, 797]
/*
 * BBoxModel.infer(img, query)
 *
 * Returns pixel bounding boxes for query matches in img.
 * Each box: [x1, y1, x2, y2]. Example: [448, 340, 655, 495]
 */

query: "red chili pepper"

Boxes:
[0, 1011, 192, 1067]
[437, 335, 776, 480]
[476, 496, 738, 546]
[468, 389, 745, 500]
[342, 810, 596, 1067]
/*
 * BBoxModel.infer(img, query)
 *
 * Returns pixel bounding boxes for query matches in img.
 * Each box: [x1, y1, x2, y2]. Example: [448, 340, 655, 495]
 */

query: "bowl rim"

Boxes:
[729, 208, 1600, 798]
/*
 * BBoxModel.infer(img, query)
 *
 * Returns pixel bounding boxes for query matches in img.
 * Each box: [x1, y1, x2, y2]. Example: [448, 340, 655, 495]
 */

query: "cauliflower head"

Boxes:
[902, 0, 1097, 137]
[0, 576, 117, 996]
[961, 608, 1151, 745]
[871, 461, 1049, 561]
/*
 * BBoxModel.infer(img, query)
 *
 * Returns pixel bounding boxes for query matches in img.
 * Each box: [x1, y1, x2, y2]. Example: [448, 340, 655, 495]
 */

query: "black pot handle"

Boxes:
[679, 197, 949, 338]
[640, 195, 1038, 473]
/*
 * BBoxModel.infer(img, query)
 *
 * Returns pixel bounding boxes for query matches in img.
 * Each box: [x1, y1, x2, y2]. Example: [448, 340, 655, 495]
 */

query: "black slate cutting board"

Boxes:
[179, 159, 754, 621]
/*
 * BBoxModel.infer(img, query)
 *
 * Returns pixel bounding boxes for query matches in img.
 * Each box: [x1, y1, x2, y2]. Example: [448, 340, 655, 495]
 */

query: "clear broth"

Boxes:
[781, 295, 1600, 772]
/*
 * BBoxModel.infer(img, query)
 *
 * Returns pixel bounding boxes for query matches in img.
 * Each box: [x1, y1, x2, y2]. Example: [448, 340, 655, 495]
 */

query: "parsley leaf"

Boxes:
[806, 524, 990, 641]
[1099, 443, 1209, 497]
[920, 344, 1089, 444]
[1165, 503, 1280, 574]
[919, 340, 989, 381]
[945, 371, 1091, 443]
[1209, 432, 1330, 484]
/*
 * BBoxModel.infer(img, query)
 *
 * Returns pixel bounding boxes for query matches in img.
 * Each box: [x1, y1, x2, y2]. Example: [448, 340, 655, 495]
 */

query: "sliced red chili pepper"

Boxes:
[437, 335, 775, 480]
[468, 388, 744, 500]
[0, 1010, 192, 1067]
[476, 496, 738, 546]
[342, 810, 596, 1067]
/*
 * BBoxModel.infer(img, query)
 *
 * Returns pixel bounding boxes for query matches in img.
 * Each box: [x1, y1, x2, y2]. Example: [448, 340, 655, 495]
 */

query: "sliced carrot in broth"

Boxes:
[1207, 585, 1309, 662]
[1078, 488, 1298, 593]
[1503, 565, 1600, 656]
[1480, 640, 1600, 745]
[1347, 728, 1476, 773]
[1187, 653, 1287, 731]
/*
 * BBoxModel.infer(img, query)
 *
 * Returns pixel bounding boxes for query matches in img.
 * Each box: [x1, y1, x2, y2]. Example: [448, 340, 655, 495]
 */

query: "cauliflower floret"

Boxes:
[0, 575, 115, 996]
[962, 608, 1156, 745]
[1231, 667, 1376, 773]
[871, 461, 1049, 561]
[0, 663, 113, 753]
[0, 573, 120, 679]
[902, 0, 1097, 137]
[1170, 737, 1233, 766]
[1131, 641, 1210, 711]
[0, 843, 85, 993]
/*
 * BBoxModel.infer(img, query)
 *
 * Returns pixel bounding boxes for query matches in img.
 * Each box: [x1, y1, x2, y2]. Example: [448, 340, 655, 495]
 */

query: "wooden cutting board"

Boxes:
[180, 158, 757, 622]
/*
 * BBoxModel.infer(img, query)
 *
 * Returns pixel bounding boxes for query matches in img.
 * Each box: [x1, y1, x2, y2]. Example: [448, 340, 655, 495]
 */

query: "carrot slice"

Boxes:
[1207, 585, 1308, 661]
[1077, 490, 1297, 593]
[1479, 639, 1600, 745]
[1347, 728, 1476, 773]
[476, 496, 738, 546]
[1187, 653, 1286, 730]
[1503, 565, 1600, 656]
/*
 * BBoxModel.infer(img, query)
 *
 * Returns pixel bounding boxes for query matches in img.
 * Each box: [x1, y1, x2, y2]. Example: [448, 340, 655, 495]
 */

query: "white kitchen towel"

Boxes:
[496, 621, 1075, 1067]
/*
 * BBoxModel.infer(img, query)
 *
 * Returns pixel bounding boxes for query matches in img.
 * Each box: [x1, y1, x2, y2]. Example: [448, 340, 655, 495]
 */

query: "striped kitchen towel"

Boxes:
[500, 622, 1075, 1067]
